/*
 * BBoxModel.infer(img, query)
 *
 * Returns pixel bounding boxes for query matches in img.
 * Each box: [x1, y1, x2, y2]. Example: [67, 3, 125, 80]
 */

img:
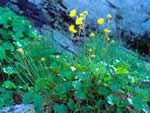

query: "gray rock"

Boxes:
[0, 104, 35, 113]
[52, 30, 77, 54]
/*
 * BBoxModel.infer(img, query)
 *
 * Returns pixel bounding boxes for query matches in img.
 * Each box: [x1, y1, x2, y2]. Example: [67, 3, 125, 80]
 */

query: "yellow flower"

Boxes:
[70, 9, 76, 17]
[84, 11, 88, 15]
[17, 48, 24, 54]
[104, 29, 111, 33]
[56, 55, 60, 59]
[90, 54, 96, 58]
[75, 18, 83, 25]
[80, 13, 84, 17]
[41, 57, 45, 62]
[111, 40, 115, 44]
[107, 37, 110, 41]
[88, 49, 92, 52]
[107, 14, 112, 19]
[90, 32, 95, 38]
[69, 25, 77, 33]
[97, 18, 104, 24]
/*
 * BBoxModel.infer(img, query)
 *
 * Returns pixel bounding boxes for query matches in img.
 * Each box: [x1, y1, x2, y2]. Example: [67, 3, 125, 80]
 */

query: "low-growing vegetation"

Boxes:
[0, 7, 150, 113]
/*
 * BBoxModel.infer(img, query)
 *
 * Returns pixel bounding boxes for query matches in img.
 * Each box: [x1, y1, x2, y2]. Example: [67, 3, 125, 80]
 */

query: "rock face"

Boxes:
[63, 0, 150, 39]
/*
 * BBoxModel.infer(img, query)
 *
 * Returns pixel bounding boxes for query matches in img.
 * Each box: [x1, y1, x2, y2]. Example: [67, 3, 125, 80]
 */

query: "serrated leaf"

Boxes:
[72, 81, 82, 90]
[3, 42, 14, 51]
[107, 95, 120, 105]
[2, 80, 16, 89]
[75, 90, 86, 100]
[133, 95, 144, 111]
[3, 66, 16, 75]
[53, 104, 68, 113]
[116, 67, 129, 74]
[98, 87, 110, 96]
[55, 84, 67, 94]
[76, 72, 90, 80]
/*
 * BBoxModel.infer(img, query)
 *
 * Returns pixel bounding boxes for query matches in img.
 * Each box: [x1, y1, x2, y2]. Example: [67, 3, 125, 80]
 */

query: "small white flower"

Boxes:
[70, 66, 76, 72]
[96, 68, 99, 72]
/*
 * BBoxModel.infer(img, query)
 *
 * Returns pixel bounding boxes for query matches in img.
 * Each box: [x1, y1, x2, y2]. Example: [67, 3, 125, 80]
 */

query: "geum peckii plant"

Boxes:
[7, 9, 150, 113]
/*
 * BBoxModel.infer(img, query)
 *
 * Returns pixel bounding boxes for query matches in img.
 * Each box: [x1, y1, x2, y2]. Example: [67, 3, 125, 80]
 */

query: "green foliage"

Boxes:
[23, 89, 44, 113]
[0, 88, 13, 109]
[53, 104, 68, 113]
[0, 7, 43, 75]
[13, 44, 150, 112]
[2, 80, 16, 89]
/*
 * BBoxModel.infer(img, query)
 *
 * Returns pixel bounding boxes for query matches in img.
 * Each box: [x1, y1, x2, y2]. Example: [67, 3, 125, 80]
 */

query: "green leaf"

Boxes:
[98, 87, 110, 96]
[135, 87, 149, 99]
[55, 84, 67, 94]
[0, 46, 6, 60]
[115, 63, 128, 69]
[3, 66, 16, 75]
[3, 42, 14, 51]
[72, 81, 82, 90]
[36, 78, 47, 89]
[2, 80, 16, 89]
[0, 98, 4, 109]
[33, 95, 43, 113]
[133, 95, 144, 111]
[107, 95, 120, 105]
[116, 67, 129, 74]
[53, 104, 68, 113]
[60, 70, 73, 80]
[143, 103, 150, 113]
[74, 63, 81, 69]
[76, 72, 90, 81]
[23, 91, 34, 104]
[110, 84, 121, 92]
[75, 90, 86, 100]
[68, 99, 76, 109]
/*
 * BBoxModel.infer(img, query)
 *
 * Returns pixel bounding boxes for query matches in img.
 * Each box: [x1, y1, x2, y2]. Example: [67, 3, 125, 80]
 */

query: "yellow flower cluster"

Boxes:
[69, 9, 113, 43]
[69, 25, 77, 33]
[69, 10, 89, 34]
